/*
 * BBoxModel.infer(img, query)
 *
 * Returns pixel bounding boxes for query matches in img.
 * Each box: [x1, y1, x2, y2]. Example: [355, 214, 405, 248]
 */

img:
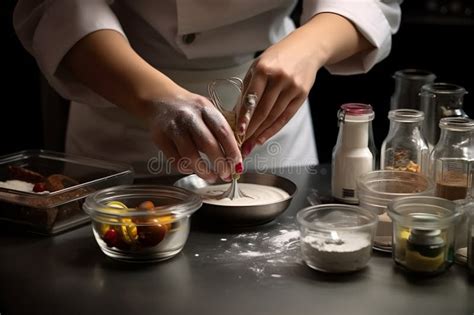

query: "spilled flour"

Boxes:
[212, 222, 302, 278]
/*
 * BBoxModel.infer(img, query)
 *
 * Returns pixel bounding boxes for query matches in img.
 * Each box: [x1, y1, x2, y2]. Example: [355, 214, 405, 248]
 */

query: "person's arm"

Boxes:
[238, 13, 371, 152]
[63, 30, 180, 121]
[62, 29, 241, 181]
[238, 0, 402, 155]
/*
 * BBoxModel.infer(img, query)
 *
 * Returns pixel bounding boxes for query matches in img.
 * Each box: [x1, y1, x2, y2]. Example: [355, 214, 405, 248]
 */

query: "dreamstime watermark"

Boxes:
[147, 140, 327, 176]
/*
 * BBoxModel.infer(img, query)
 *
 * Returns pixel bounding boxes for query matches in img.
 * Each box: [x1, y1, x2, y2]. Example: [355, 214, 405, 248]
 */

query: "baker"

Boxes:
[13, 0, 402, 180]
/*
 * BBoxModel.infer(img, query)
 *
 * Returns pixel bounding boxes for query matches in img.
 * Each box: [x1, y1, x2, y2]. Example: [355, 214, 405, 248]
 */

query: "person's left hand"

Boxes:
[236, 33, 321, 156]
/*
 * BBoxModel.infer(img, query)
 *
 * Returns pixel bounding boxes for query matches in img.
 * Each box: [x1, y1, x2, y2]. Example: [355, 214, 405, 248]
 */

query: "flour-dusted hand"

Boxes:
[149, 92, 242, 182]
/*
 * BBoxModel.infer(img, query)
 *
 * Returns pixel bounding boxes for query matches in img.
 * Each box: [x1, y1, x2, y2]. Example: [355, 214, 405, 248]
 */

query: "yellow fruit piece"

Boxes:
[405, 250, 444, 272]
[99, 223, 110, 237]
[156, 215, 174, 225]
[119, 218, 138, 244]
[106, 201, 128, 209]
[395, 227, 411, 260]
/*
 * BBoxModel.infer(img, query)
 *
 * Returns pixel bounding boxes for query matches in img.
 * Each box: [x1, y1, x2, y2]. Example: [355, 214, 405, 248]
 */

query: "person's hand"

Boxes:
[149, 91, 242, 182]
[237, 33, 321, 156]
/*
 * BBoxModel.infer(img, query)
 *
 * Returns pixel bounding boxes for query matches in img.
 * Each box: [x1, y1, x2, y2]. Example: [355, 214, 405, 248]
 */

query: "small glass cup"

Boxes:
[387, 196, 462, 275]
[83, 185, 202, 263]
[296, 204, 378, 273]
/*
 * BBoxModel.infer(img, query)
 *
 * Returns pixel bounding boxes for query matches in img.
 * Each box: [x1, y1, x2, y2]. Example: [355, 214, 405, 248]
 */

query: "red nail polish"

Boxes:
[239, 125, 245, 135]
[235, 162, 243, 174]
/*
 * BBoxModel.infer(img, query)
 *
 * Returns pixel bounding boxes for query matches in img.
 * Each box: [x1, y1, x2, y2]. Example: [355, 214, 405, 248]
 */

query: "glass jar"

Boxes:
[419, 83, 468, 148]
[430, 117, 474, 201]
[381, 109, 429, 174]
[468, 201, 474, 273]
[390, 69, 436, 110]
[296, 204, 378, 273]
[388, 196, 462, 275]
[332, 103, 375, 204]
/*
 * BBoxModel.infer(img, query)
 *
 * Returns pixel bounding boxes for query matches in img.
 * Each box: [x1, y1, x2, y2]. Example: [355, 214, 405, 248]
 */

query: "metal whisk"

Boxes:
[208, 77, 250, 200]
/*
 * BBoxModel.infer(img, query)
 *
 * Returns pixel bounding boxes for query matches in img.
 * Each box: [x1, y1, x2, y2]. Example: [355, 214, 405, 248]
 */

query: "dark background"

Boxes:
[2, 0, 473, 163]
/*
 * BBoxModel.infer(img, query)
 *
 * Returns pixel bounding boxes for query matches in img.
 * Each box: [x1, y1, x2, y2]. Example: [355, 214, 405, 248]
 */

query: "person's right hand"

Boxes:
[149, 91, 242, 183]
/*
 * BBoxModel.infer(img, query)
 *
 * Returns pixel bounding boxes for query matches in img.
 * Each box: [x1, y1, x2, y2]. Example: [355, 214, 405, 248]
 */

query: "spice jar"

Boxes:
[332, 103, 376, 204]
[390, 69, 436, 110]
[388, 196, 462, 275]
[430, 117, 474, 201]
[381, 109, 429, 173]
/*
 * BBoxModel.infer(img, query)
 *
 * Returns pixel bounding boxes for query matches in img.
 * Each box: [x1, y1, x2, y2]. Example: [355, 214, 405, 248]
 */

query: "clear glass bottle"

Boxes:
[332, 103, 375, 204]
[390, 69, 436, 110]
[430, 117, 474, 201]
[419, 83, 468, 148]
[381, 109, 429, 174]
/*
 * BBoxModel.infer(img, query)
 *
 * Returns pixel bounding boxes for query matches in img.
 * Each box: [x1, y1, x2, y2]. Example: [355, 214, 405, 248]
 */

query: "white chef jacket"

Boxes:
[14, 0, 401, 175]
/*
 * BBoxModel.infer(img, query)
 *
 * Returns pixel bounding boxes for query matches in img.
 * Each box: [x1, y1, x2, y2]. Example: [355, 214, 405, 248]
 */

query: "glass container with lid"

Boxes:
[430, 117, 474, 201]
[381, 109, 429, 174]
[331, 103, 376, 204]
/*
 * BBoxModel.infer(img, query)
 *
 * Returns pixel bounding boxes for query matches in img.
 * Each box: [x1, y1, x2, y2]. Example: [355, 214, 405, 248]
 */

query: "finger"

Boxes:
[236, 92, 258, 136]
[202, 106, 242, 169]
[236, 64, 268, 136]
[188, 115, 232, 180]
[251, 87, 298, 139]
[170, 125, 218, 182]
[151, 129, 191, 173]
[244, 77, 286, 140]
[161, 141, 192, 173]
[251, 96, 303, 145]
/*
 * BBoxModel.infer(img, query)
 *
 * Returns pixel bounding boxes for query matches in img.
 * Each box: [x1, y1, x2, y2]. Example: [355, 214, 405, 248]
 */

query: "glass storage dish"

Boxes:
[387, 196, 462, 275]
[296, 204, 378, 273]
[0, 150, 134, 235]
[357, 170, 435, 252]
[83, 185, 202, 263]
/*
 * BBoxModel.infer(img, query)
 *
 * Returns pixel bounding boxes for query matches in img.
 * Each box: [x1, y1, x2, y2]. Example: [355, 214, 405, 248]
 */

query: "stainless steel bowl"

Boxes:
[173, 173, 297, 226]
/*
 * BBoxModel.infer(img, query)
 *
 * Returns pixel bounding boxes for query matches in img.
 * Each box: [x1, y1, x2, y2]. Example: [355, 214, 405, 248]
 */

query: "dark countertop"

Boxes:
[0, 165, 473, 315]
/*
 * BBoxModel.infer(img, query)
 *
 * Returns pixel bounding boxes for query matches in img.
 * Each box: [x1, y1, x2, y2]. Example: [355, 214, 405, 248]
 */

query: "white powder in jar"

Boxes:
[301, 231, 372, 273]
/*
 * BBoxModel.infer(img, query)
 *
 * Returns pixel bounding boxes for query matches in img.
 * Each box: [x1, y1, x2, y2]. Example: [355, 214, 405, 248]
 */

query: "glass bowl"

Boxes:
[296, 204, 378, 273]
[357, 170, 434, 251]
[83, 185, 202, 262]
[388, 196, 463, 275]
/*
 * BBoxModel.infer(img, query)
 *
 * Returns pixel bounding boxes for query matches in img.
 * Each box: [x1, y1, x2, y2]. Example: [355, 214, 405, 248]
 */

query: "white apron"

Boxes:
[66, 60, 318, 175]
